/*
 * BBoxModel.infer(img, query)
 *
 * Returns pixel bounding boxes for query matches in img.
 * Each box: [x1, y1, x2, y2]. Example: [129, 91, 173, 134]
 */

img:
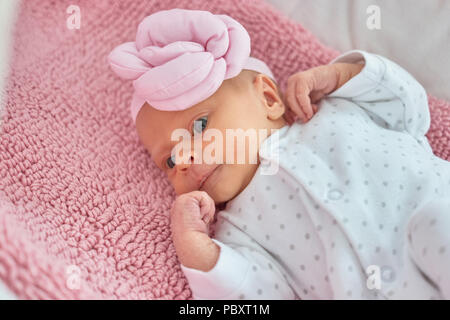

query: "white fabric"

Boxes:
[181, 50, 450, 300]
[265, 0, 450, 102]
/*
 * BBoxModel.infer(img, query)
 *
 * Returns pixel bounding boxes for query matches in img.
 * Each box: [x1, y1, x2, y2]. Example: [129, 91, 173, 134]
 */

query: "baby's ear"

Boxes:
[254, 74, 285, 121]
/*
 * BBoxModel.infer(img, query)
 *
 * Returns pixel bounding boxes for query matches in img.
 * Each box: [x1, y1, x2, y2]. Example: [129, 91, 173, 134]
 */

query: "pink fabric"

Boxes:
[1, 0, 449, 300]
[107, 8, 274, 123]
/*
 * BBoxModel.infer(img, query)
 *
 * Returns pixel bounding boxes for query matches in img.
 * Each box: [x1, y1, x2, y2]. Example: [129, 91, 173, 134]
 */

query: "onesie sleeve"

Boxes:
[180, 237, 297, 300]
[326, 50, 431, 140]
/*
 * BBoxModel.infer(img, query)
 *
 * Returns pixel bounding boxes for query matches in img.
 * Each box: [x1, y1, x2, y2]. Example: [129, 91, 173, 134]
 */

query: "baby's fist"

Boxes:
[170, 191, 216, 238]
[170, 191, 220, 271]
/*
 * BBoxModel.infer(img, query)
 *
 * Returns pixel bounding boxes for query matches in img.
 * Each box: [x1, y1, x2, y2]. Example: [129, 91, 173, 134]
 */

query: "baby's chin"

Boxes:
[209, 188, 238, 206]
[204, 168, 239, 205]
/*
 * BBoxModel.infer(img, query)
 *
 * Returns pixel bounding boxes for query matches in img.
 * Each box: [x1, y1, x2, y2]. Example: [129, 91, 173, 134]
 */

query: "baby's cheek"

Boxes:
[213, 166, 244, 199]
[170, 177, 194, 195]
[208, 185, 233, 205]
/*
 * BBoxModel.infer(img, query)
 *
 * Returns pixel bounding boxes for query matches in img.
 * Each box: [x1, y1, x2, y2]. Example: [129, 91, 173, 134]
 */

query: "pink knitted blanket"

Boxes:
[1, 0, 449, 300]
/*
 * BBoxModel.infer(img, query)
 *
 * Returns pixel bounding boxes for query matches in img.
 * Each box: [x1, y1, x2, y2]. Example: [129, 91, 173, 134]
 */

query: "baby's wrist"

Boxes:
[173, 230, 220, 272]
[332, 62, 365, 92]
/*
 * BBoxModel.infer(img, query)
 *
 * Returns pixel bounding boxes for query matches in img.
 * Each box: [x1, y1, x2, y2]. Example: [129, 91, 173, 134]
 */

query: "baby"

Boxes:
[108, 9, 450, 299]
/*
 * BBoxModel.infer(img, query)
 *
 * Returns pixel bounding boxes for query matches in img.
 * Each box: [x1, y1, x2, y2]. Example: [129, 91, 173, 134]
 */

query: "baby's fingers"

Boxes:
[197, 191, 216, 225]
[299, 94, 314, 120]
[283, 107, 296, 125]
[294, 80, 315, 121]
[286, 92, 307, 123]
[286, 80, 309, 122]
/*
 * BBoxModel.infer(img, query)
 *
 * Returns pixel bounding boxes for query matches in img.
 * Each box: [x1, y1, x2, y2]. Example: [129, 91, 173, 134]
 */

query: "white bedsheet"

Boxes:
[265, 0, 450, 101]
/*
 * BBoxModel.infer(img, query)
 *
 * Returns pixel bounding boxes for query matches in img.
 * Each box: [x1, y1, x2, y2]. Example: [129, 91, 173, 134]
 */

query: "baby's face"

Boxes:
[136, 70, 286, 205]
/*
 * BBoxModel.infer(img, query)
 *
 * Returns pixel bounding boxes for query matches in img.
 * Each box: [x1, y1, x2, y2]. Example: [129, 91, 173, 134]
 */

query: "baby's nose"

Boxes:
[177, 155, 194, 171]
[176, 145, 202, 170]
[177, 156, 210, 185]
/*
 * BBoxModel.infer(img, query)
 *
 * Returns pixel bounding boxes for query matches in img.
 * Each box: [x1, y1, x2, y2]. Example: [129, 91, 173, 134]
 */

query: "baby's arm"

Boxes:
[407, 198, 450, 299]
[326, 50, 431, 142]
[286, 50, 431, 144]
[171, 191, 296, 299]
[181, 238, 298, 300]
[170, 191, 220, 272]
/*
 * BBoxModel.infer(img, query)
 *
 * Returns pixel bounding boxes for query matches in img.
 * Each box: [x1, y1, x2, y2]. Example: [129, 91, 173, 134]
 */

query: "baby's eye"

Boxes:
[192, 115, 208, 134]
[166, 155, 176, 169]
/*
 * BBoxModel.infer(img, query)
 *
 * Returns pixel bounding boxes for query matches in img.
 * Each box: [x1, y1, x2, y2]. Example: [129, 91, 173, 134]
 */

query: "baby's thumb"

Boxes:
[197, 191, 216, 225]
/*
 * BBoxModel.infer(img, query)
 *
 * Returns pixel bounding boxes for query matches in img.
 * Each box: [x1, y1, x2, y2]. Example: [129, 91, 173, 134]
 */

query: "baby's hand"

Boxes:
[170, 191, 216, 236]
[285, 63, 364, 123]
[170, 191, 220, 271]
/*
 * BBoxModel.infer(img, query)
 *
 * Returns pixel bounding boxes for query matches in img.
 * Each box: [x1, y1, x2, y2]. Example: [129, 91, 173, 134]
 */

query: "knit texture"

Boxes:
[1, 0, 449, 300]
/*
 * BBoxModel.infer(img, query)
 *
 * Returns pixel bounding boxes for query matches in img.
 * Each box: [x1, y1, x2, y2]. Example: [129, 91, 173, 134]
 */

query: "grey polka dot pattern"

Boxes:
[181, 50, 450, 301]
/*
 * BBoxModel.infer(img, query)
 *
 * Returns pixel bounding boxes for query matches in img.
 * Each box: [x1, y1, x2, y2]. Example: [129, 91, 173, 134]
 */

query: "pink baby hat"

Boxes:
[107, 8, 275, 123]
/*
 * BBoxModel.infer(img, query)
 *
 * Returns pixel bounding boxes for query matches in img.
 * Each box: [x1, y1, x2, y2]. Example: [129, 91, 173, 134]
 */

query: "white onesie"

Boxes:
[180, 50, 450, 300]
